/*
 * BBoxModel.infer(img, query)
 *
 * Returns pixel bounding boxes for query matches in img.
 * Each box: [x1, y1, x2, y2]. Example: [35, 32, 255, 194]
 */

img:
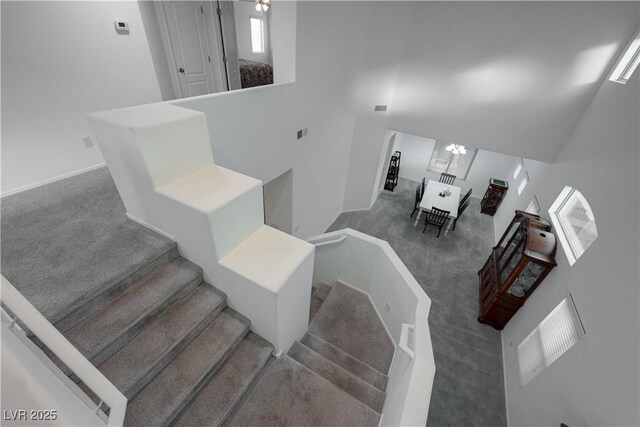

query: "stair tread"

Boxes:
[287, 341, 385, 413]
[97, 284, 225, 399]
[301, 333, 388, 391]
[173, 332, 273, 427]
[314, 282, 333, 300]
[64, 257, 202, 365]
[124, 307, 250, 427]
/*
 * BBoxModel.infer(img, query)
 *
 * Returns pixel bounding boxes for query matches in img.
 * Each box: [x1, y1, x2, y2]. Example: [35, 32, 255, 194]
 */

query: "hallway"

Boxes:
[329, 178, 507, 426]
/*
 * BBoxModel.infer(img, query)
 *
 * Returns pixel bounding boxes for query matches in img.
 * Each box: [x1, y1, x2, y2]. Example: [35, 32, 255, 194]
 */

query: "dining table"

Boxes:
[413, 179, 461, 229]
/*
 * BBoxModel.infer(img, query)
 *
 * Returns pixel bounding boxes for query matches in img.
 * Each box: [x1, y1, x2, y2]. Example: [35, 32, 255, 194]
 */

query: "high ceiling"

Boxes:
[387, 1, 639, 162]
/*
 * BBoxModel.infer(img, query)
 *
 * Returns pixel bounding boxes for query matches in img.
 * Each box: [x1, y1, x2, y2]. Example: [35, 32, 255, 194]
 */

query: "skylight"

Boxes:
[609, 29, 640, 84]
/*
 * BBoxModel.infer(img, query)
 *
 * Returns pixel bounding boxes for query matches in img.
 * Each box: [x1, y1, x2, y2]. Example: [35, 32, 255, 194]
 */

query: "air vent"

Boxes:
[374, 105, 388, 112]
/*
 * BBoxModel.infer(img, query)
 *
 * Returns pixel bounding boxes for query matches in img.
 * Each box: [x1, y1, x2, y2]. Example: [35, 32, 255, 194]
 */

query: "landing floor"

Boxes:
[1, 168, 174, 323]
[328, 178, 507, 426]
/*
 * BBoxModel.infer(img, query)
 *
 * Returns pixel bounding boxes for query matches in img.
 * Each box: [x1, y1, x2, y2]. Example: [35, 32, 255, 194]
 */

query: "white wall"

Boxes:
[138, 1, 176, 100]
[263, 169, 293, 234]
[386, 1, 639, 162]
[173, 1, 380, 238]
[392, 132, 516, 199]
[497, 70, 639, 426]
[0, 1, 164, 194]
[234, 2, 272, 64]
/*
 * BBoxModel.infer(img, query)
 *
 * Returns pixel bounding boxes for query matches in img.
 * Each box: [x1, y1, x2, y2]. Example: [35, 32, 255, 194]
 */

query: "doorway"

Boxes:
[155, 1, 228, 97]
[263, 169, 293, 234]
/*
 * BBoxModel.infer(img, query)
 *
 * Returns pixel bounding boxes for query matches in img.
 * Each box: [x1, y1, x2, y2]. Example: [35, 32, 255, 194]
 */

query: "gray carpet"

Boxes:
[1, 167, 175, 324]
[328, 178, 506, 426]
[308, 282, 394, 375]
[227, 356, 381, 427]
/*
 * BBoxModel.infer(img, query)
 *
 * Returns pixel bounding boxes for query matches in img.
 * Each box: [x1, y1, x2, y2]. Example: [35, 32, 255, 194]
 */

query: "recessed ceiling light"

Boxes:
[609, 28, 640, 84]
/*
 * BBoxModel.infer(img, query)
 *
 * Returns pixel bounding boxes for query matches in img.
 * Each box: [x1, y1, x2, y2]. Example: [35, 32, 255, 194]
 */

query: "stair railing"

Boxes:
[0, 275, 127, 427]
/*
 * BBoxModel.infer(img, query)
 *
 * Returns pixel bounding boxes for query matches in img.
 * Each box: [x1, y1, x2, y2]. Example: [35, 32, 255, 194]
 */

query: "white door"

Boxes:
[217, 1, 241, 90]
[161, 1, 222, 97]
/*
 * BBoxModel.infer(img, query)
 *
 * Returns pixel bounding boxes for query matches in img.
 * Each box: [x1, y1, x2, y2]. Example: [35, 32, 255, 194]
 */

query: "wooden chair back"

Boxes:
[426, 207, 450, 226]
[440, 173, 456, 185]
[460, 188, 472, 206]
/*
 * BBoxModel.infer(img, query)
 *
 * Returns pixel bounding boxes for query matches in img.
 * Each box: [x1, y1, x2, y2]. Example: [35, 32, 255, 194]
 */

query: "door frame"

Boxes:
[154, 1, 227, 98]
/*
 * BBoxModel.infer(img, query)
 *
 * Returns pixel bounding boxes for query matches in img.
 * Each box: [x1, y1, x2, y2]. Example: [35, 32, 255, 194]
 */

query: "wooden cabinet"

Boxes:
[478, 210, 557, 330]
[384, 151, 401, 191]
[480, 178, 509, 216]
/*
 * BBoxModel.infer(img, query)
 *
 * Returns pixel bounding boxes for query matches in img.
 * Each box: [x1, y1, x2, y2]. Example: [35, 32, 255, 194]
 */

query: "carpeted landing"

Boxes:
[1, 167, 176, 326]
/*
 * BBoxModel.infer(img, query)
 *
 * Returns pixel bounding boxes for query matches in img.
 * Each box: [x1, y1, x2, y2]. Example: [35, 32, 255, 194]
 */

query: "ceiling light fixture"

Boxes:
[255, 0, 270, 12]
[609, 28, 640, 84]
[445, 144, 467, 155]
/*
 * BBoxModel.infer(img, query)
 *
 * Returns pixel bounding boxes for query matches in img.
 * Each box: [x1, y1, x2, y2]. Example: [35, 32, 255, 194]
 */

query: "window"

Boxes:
[426, 140, 478, 180]
[549, 186, 598, 266]
[517, 171, 529, 195]
[609, 29, 640, 84]
[525, 195, 540, 214]
[518, 295, 585, 386]
[250, 17, 264, 53]
[512, 158, 523, 180]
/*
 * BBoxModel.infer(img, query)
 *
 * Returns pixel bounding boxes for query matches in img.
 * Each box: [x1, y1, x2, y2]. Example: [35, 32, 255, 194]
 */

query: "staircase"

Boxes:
[290, 282, 390, 415]
[40, 245, 274, 427]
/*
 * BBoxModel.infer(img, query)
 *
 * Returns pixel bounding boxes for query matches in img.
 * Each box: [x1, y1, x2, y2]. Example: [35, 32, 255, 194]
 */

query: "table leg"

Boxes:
[414, 208, 422, 226]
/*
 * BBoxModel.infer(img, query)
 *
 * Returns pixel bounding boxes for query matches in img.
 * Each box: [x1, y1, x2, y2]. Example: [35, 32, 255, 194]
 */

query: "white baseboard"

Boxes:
[126, 213, 176, 241]
[1, 163, 107, 198]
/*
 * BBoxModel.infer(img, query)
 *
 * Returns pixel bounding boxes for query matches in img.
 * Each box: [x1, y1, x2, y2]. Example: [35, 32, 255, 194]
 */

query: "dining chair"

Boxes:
[410, 185, 422, 218]
[452, 198, 471, 231]
[423, 207, 450, 237]
[439, 173, 456, 185]
[460, 188, 472, 206]
[421, 177, 426, 198]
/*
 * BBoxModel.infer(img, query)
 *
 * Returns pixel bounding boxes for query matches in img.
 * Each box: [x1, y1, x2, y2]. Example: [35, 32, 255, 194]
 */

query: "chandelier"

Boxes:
[255, 0, 270, 12]
[445, 144, 467, 155]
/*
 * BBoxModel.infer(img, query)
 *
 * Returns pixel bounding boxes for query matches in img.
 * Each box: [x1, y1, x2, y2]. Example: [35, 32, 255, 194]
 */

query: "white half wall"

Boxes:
[0, 1, 163, 194]
[497, 71, 639, 426]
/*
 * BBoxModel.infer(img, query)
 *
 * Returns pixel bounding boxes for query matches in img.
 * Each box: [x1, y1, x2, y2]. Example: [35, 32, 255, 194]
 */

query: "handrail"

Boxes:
[311, 235, 346, 247]
[0, 275, 127, 426]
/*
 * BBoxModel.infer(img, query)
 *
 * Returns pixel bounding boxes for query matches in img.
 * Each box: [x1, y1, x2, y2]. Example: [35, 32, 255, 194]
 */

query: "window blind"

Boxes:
[518, 296, 585, 386]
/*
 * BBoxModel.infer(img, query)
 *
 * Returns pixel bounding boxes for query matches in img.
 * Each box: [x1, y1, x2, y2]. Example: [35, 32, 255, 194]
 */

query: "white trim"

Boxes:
[336, 279, 396, 350]
[502, 334, 511, 427]
[126, 213, 176, 241]
[313, 236, 346, 247]
[1, 163, 106, 198]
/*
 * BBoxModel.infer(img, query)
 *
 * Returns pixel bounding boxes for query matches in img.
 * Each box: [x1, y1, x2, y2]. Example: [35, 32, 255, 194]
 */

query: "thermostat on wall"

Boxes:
[114, 20, 129, 33]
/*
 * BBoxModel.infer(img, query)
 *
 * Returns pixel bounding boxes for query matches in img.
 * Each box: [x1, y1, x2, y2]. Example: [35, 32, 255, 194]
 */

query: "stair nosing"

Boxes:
[123, 308, 251, 427]
[161, 320, 251, 427]
[288, 341, 385, 413]
[302, 332, 389, 392]
[74, 268, 204, 369]
[123, 292, 227, 400]
[52, 243, 180, 333]
[174, 333, 273, 427]
[285, 354, 383, 415]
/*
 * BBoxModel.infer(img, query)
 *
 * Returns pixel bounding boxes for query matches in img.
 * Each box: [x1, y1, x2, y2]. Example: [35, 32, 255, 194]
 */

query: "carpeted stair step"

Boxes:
[301, 332, 388, 392]
[173, 332, 273, 427]
[123, 307, 250, 427]
[287, 341, 385, 413]
[309, 282, 333, 323]
[59, 257, 203, 371]
[94, 284, 226, 400]
[54, 243, 180, 333]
